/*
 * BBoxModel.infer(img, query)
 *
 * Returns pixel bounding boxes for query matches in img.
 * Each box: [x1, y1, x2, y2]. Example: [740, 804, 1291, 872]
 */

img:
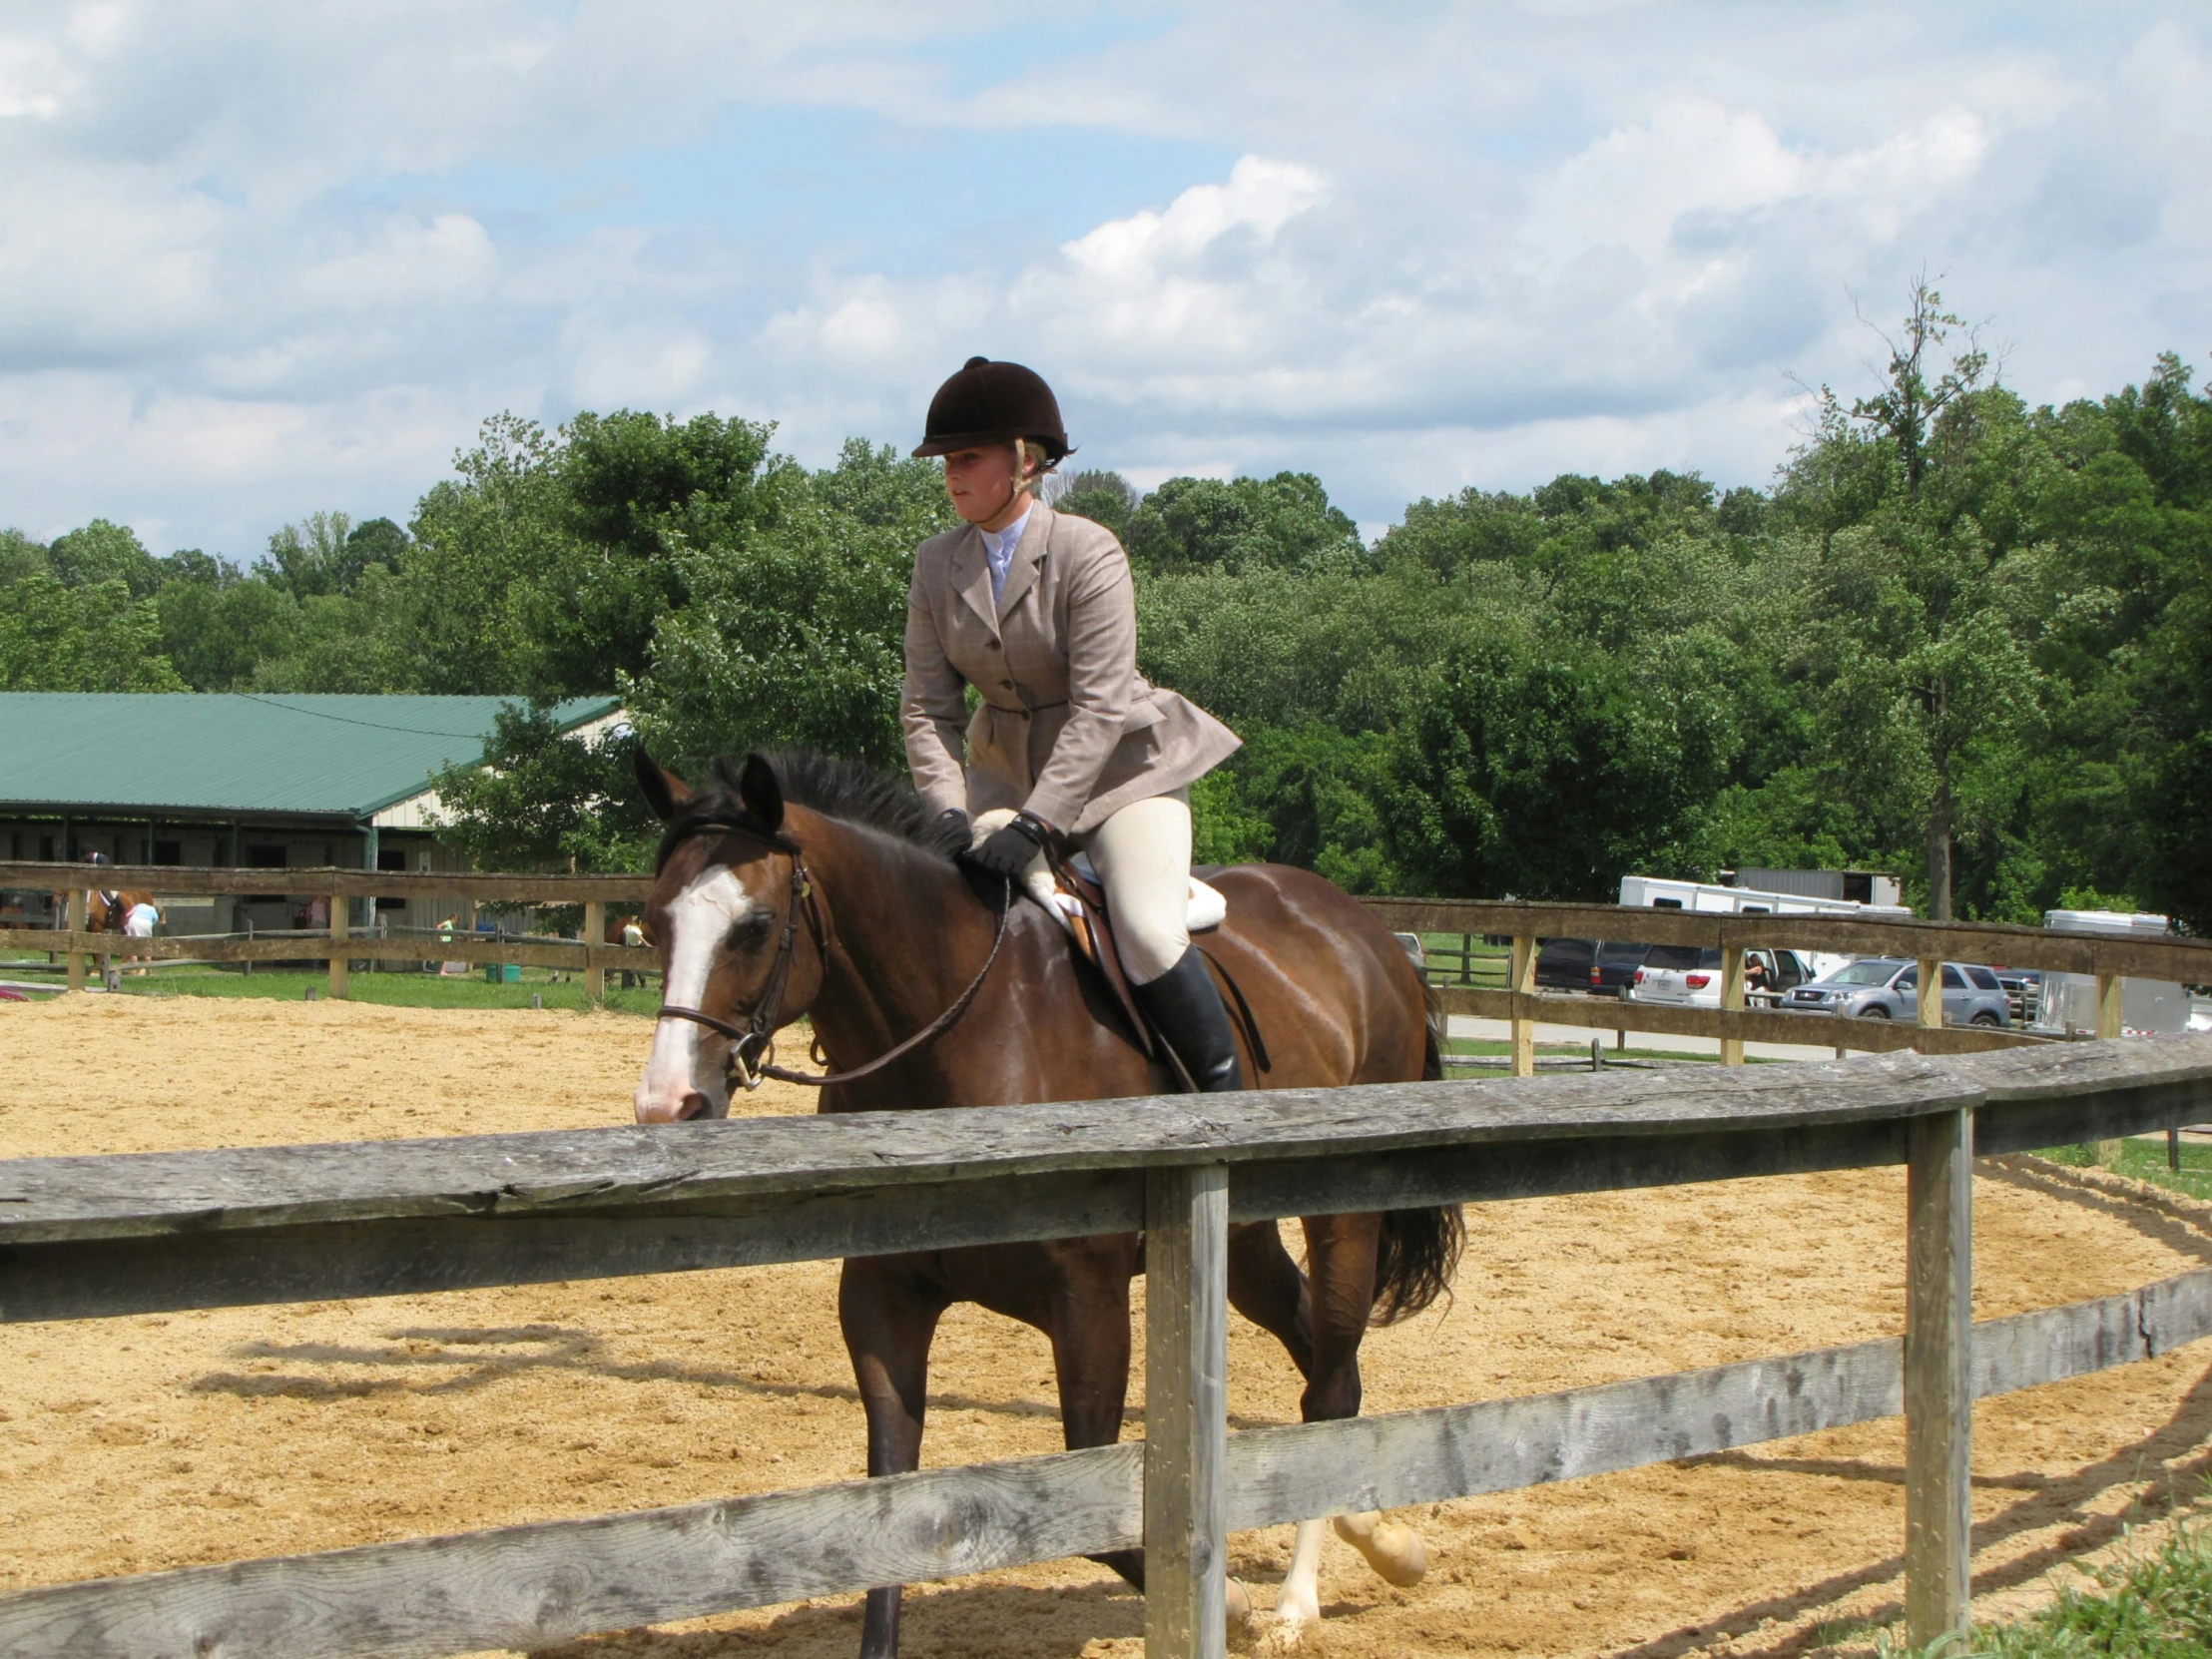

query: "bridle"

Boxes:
[652, 821, 1012, 1092]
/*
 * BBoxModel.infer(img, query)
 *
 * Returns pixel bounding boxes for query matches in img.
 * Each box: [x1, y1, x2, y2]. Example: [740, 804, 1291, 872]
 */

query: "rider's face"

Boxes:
[941, 444, 1024, 529]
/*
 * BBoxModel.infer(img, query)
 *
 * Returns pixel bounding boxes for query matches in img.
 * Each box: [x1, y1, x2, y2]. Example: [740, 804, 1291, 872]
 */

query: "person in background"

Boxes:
[122, 897, 159, 976]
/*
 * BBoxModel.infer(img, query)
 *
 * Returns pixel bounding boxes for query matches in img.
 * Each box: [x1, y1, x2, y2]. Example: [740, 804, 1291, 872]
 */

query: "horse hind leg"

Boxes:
[1258, 1215, 1431, 1649]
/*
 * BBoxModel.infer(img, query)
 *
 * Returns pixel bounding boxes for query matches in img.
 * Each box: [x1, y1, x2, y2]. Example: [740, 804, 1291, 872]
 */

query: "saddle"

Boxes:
[971, 810, 1265, 1078]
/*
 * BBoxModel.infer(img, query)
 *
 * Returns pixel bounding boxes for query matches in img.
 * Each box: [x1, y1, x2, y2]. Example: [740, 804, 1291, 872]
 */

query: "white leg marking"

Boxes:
[1333, 1509, 1428, 1586]
[1258, 1516, 1330, 1649]
[634, 868, 752, 1123]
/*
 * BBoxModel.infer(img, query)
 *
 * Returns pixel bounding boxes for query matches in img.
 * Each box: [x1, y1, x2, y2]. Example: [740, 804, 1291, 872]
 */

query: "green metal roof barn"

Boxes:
[0, 694, 620, 823]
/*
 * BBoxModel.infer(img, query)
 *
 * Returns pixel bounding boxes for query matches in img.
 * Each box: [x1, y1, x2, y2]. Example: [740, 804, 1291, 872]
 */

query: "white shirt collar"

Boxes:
[979, 501, 1033, 565]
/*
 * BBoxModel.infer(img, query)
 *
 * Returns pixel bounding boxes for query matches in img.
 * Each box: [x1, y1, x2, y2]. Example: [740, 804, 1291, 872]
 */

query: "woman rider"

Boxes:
[902, 356, 1247, 1092]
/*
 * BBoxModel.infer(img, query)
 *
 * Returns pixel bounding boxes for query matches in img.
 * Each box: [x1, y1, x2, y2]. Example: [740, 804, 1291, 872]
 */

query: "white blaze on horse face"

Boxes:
[634, 866, 753, 1124]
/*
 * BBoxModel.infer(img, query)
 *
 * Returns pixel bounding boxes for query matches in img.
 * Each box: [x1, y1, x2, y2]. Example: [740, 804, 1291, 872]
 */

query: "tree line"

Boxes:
[4, 288, 2207, 930]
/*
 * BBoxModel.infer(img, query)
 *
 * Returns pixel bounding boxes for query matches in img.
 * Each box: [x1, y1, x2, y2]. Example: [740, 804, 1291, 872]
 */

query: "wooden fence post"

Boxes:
[1719, 944, 1746, 1066]
[328, 893, 348, 1000]
[584, 900, 605, 1003]
[1146, 1162, 1229, 1659]
[1917, 956, 1943, 1051]
[64, 889, 85, 992]
[1905, 1105, 1973, 1649]
[1509, 934, 1536, 1078]
[2094, 972, 2126, 1162]
[2095, 973, 2123, 1039]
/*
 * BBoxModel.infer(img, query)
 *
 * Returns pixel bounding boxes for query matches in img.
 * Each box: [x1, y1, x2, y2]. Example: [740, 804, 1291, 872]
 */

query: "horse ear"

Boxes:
[633, 746, 691, 824]
[739, 753, 785, 831]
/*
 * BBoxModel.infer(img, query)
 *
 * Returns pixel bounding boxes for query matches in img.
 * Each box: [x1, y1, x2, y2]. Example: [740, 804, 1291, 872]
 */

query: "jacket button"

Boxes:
[987, 639, 1001, 650]
[999, 680, 1014, 690]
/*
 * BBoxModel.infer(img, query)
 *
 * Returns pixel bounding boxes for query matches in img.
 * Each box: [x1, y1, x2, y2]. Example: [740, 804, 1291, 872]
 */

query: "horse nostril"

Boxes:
[677, 1091, 709, 1121]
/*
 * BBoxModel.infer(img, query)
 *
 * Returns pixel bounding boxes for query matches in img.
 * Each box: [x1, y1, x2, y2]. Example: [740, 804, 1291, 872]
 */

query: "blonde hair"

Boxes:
[1013, 438, 1057, 494]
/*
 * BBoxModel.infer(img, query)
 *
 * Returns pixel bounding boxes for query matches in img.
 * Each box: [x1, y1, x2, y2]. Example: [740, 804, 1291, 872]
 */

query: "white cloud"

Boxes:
[0, 1, 2205, 547]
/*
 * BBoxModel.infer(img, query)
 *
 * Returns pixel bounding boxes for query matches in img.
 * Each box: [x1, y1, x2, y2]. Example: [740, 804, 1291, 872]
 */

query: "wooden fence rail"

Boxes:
[3, 1039, 2212, 1658]
[12, 860, 2201, 1059]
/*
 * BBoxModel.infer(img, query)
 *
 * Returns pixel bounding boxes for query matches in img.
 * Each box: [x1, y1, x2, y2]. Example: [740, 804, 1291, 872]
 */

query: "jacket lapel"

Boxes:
[993, 502, 1051, 620]
[951, 524, 996, 635]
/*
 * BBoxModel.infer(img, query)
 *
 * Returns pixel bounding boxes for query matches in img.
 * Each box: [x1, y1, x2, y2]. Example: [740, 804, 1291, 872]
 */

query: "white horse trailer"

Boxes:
[1618, 875, 1913, 918]
[1618, 876, 1915, 986]
[2030, 909, 2190, 1036]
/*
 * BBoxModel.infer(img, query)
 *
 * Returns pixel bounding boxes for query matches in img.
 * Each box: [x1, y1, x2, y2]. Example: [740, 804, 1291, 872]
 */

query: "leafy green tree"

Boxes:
[0, 528, 50, 584]
[259, 511, 357, 599]
[1382, 613, 1736, 901]
[154, 554, 302, 691]
[47, 519, 161, 597]
[1125, 472, 1366, 574]
[1056, 469, 1140, 539]
[430, 701, 659, 876]
[0, 575, 185, 691]
[346, 515, 409, 572]
[632, 447, 949, 769]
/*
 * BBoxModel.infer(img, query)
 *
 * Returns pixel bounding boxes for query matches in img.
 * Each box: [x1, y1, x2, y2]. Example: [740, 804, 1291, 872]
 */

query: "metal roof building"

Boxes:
[0, 694, 620, 925]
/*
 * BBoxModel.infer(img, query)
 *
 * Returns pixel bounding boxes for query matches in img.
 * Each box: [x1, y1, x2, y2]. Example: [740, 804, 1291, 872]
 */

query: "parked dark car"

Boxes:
[1588, 940, 1653, 997]
[1533, 937, 1598, 991]
[1991, 967, 2042, 1024]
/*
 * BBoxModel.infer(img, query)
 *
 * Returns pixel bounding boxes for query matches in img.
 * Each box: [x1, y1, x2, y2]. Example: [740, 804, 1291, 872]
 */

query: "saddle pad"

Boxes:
[1029, 852, 1225, 939]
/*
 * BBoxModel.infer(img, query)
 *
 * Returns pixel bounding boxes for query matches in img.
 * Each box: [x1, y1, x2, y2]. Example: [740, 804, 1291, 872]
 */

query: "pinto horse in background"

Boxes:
[48, 884, 159, 981]
[631, 750, 1462, 1657]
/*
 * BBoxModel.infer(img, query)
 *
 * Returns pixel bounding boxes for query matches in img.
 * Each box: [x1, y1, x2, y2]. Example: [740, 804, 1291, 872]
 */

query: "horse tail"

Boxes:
[1370, 981, 1464, 1326]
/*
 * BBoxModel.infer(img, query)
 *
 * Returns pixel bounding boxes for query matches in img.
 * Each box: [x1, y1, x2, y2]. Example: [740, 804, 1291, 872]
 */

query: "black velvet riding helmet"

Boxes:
[911, 356, 1072, 460]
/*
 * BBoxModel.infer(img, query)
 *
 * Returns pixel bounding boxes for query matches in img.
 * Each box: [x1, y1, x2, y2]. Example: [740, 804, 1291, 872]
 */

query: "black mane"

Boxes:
[659, 750, 969, 868]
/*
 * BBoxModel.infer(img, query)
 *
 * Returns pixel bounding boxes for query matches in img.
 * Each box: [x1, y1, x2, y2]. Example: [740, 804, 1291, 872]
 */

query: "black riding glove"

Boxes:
[968, 811, 1051, 877]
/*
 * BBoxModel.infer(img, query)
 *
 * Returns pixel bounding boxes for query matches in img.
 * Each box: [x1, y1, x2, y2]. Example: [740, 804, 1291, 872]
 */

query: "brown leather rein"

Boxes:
[653, 821, 1012, 1091]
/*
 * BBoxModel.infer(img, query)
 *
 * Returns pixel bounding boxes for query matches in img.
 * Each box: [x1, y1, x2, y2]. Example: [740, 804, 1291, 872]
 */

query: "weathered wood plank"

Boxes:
[583, 899, 605, 1002]
[1509, 935, 1536, 1078]
[0, 861, 654, 904]
[1430, 984, 2039, 1054]
[1360, 896, 2212, 983]
[7, 1040, 2209, 1252]
[64, 888, 84, 992]
[0, 930, 655, 971]
[1225, 1264, 2212, 1530]
[0, 1168, 1149, 1323]
[1145, 1164, 1229, 1659]
[1905, 1106, 1972, 1648]
[328, 892, 348, 1000]
[0, 1051, 1994, 1245]
[1720, 945, 1746, 1066]
[0, 1444, 1143, 1659]
[6, 1269, 2208, 1659]
[1226, 1336, 1905, 1527]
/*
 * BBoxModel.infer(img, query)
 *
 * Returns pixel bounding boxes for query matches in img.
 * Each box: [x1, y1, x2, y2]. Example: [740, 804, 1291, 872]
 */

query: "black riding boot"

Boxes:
[1131, 946, 1245, 1093]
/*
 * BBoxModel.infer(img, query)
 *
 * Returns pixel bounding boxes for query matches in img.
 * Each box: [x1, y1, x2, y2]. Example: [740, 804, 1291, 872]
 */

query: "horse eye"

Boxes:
[727, 911, 775, 950]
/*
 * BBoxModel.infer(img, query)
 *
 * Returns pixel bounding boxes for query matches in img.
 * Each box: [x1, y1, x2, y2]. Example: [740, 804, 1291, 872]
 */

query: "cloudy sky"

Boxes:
[2, 1, 2207, 555]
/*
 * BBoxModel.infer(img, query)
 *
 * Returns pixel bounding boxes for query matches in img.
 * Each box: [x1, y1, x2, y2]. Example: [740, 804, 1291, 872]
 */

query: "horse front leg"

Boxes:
[838, 1257, 947, 1659]
[1042, 1239, 1144, 1591]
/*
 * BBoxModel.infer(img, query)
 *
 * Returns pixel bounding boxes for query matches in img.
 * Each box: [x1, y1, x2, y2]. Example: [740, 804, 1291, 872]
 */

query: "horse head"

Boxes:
[631, 749, 829, 1124]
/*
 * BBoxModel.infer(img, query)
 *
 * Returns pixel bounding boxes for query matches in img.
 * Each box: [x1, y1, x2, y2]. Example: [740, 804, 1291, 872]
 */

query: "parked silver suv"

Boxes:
[1778, 958, 2012, 1026]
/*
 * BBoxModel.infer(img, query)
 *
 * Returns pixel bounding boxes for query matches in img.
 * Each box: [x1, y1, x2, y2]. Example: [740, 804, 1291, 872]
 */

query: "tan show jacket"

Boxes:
[901, 502, 1240, 835]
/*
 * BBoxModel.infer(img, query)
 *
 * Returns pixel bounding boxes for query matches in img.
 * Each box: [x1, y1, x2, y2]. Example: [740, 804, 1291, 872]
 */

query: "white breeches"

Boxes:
[1077, 793, 1193, 987]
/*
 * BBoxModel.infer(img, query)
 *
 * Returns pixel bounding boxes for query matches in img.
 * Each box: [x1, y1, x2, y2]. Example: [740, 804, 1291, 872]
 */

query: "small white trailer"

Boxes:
[2030, 909, 2191, 1036]
[1618, 875, 1913, 919]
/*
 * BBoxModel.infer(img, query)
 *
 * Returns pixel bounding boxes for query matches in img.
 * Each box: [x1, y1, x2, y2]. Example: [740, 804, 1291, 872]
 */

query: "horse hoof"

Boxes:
[1226, 1577, 1253, 1629]
[1252, 1611, 1315, 1655]
[1333, 1510, 1427, 1586]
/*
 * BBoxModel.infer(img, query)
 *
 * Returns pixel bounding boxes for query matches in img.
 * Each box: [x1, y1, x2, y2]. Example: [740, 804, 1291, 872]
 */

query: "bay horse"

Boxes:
[631, 751, 1462, 1655]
